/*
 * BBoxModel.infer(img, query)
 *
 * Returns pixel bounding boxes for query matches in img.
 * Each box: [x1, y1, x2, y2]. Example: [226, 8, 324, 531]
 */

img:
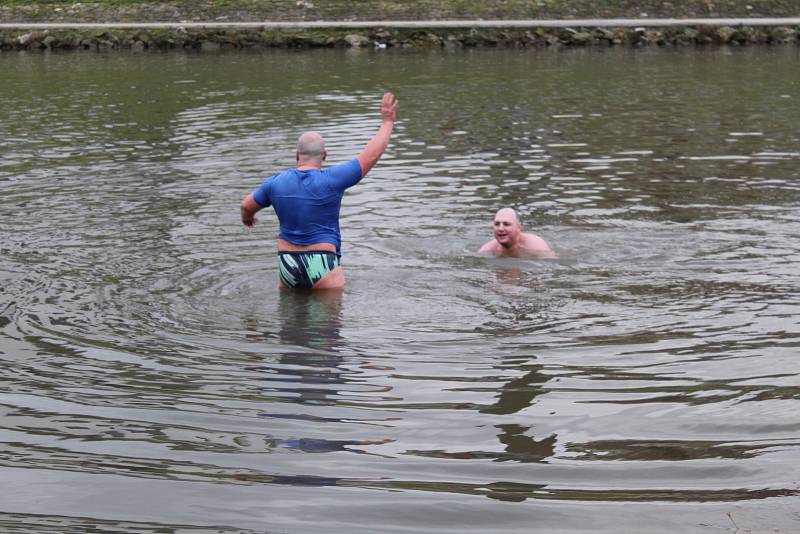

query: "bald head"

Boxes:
[495, 207, 521, 225]
[490, 207, 524, 249]
[296, 131, 327, 166]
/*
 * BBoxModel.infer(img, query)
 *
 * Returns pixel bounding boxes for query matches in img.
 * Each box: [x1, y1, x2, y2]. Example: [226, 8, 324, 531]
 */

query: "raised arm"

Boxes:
[357, 92, 398, 177]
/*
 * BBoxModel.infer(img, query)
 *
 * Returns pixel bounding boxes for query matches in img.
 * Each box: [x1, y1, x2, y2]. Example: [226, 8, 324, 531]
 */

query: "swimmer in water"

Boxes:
[479, 207, 557, 259]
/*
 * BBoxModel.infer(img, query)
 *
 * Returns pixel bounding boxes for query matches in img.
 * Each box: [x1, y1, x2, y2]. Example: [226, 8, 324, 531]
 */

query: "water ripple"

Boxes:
[1, 48, 800, 533]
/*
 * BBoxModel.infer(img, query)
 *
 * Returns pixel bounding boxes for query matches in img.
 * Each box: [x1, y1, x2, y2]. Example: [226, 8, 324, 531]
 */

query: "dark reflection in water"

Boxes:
[482, 359, 557, 464]
[269, 290, 390, 453]
[271, 289, 350, 408]
[482, 363, 549, 416]
[491, 382, 556, 463]
[277, 289, 344, 354]
[1, 47, 800, 533]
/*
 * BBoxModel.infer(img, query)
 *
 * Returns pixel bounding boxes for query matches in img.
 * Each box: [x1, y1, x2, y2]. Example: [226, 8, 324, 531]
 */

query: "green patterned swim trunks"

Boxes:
[278, 251, 340, 289]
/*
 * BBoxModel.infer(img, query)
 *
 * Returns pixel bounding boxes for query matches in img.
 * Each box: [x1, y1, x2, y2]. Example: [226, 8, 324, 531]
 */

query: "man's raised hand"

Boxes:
[381, 92, 398, 123]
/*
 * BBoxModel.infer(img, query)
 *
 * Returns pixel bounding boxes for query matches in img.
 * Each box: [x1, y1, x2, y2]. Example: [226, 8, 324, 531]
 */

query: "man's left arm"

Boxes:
[525, 234, 558, 259]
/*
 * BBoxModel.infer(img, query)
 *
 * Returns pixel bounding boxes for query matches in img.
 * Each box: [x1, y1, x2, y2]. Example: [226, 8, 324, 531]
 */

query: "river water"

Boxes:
[1, 46, 799, 533]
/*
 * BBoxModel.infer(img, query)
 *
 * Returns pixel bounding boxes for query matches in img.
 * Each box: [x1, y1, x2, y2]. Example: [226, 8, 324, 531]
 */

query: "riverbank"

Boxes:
[4, 23, 799, 51]
[1, 1, 799, 50]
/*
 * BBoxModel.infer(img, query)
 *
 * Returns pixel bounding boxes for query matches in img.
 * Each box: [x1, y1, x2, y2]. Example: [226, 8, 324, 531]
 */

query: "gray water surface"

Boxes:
[1, 47, 799, 533]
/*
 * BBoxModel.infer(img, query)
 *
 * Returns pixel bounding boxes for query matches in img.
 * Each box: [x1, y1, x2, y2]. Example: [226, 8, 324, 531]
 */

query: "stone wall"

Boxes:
[2, 25, 799, 51]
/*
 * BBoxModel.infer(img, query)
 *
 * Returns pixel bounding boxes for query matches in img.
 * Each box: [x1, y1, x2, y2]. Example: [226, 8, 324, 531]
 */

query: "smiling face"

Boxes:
[492, 208, 523, 248]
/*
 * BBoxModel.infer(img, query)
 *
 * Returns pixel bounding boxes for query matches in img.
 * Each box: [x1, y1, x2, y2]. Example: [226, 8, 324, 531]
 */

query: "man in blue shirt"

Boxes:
[241, 92, 398, 289]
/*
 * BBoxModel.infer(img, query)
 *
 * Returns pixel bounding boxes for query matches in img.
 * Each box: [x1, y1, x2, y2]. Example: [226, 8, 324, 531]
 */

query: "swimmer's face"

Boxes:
[493, 210, 522, 248]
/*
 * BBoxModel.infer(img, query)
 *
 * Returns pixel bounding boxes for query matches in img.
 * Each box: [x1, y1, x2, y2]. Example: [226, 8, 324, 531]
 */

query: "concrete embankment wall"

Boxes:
[2, 20, 800, 51]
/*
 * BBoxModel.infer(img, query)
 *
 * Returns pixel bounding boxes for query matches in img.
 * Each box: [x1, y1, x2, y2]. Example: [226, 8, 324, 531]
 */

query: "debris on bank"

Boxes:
[2, 24, 799, 51]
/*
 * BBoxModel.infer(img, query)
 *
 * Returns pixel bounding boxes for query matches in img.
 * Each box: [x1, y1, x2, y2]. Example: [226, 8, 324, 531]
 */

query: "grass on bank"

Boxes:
[0, 0, 798, 21]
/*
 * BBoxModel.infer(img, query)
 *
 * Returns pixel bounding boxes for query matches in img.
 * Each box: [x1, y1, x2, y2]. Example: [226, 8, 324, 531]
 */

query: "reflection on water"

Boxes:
[1, 47, 800, 533]
[275, 289, 345, 406]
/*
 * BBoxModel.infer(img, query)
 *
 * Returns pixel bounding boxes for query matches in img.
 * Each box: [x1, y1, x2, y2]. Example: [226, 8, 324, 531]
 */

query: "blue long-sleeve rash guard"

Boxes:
[252, 159, 362, 255]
